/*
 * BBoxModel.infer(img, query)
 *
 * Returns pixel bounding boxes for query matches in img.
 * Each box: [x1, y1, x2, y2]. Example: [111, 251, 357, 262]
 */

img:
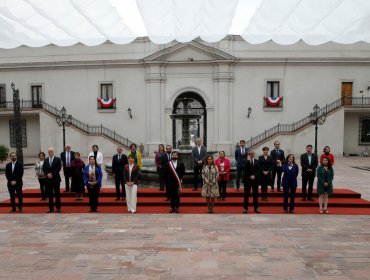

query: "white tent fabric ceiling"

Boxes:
[0, 0, 369, 49]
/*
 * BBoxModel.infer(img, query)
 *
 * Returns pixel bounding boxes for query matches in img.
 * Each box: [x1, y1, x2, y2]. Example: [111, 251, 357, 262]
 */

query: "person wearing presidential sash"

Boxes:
[165, 151, 185, 213]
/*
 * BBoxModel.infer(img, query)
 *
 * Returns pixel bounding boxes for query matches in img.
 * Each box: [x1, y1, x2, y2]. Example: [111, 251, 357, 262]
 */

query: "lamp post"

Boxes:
[56, 106, 72, 152]
[310, 104, 326, 154]
[11, 83, 23, 163]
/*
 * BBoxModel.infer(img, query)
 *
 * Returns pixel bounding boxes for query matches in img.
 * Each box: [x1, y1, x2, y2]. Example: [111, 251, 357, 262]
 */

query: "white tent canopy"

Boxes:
[0, 0, 369, 49]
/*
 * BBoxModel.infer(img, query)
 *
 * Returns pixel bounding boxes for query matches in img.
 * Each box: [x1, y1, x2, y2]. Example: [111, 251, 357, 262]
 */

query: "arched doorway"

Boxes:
[172, 92, 207, 148]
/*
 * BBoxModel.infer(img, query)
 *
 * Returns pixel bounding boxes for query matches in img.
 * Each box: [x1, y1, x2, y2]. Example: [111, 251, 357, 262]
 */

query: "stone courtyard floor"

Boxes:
[0, 156, 369, 279]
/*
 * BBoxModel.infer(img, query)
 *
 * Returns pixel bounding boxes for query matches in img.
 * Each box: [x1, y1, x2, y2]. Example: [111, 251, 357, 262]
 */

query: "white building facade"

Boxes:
[0, 36, 369, 158]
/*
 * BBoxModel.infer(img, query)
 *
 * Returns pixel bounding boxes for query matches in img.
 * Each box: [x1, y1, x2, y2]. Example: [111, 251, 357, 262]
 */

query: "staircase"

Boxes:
[246, 96, 370, 149]
[0, 100, 134, 149]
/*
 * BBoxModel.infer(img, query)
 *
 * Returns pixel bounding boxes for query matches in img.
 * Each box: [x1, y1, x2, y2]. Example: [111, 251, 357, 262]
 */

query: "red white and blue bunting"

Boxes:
[97, 98, 116, 108]
[265, 97, 283, 107]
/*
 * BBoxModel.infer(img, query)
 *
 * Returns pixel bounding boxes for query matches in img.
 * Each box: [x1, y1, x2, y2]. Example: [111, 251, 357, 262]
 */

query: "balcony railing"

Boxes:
[247, 96, 370, 148]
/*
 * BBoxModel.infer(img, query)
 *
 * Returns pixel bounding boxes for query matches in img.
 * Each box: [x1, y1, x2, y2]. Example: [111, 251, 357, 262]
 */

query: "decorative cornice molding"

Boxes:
[1, 57, 369, 71]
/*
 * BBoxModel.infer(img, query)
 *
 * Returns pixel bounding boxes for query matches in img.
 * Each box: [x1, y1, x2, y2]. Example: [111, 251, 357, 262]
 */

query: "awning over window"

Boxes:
[0, 0, 369, 49]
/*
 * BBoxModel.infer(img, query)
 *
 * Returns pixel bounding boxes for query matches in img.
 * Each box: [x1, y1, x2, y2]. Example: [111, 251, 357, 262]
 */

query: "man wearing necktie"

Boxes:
[43, 147, 62, 213]
[235, 140, 249, 191]
[112, 146, 128, 201]
[60, 144, 75, 192]
[161, 145, 173, 200]
[300, 144, 318, 201]
[243, 150, 261, 214]
[191, 138, 207, 191]
[5, 152, 24, 212]
[270, 141, 285, 192]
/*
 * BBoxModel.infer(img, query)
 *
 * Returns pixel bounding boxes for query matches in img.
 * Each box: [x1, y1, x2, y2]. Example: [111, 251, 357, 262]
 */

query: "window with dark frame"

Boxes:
[31, 85, 42, 108]
[360, 118, 370, 144]
[100, 83, 113, 99]
[0, 84, 5, 106]
[9, 119, 27, 147]
[98, 83, 115, 110]
[266, 81, 280, 97]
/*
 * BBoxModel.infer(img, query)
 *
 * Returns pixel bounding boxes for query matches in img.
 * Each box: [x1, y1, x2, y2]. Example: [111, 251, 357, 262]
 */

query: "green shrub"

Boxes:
[0, 145, 9, 163]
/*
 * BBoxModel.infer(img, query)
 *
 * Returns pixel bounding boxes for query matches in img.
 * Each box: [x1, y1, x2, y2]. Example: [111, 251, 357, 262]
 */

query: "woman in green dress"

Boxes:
[317, 157, 334, 214]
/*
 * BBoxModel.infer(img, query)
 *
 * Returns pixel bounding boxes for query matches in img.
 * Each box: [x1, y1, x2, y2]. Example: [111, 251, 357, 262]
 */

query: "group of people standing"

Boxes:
[235, 141, 335, 214]
[4, 138, 334, 215]
[33, 143, 141, 213]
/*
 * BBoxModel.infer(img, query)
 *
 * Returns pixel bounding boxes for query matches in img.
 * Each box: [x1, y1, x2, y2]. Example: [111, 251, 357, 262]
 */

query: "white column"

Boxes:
[213, 63, 234, 155]
[144, 64, 166, 155]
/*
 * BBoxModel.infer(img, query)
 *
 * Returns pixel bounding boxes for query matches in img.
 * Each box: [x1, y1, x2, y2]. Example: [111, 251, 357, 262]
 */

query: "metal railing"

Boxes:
[246, 96, 370, 148]
[1, 96, 370, 150]
[0, 100, 134, 149]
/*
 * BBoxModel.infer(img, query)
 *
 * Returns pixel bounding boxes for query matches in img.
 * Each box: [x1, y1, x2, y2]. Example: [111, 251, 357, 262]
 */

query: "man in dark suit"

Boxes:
[300, 144, 318, 201]
[270, 141, 285, 192]
[191, 138, 207, 191]
[5, 152, 24, 212]
[243, 150, 261, 214]
[112, 146, 128, 201]
[43, 147, 62, 213]
[60, 144, 75, 192]
[165, 151, 185, 213]
[161, 145, 173, 200]
[235, 139, 248, 191]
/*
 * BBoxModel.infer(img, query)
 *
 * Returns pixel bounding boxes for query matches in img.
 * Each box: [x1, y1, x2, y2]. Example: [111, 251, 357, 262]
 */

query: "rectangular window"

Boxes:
[0, 84, 5, 106]
[100, 83, 113, 99]
[266, 81, 280, 97]
[359, 118, 370, 144]
[9, 119, 27, 147]
[31, 85, 42, 108]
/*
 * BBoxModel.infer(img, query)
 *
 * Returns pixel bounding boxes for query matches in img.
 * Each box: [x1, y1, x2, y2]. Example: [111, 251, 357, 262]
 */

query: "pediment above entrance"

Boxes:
[142, 41, 237, 63]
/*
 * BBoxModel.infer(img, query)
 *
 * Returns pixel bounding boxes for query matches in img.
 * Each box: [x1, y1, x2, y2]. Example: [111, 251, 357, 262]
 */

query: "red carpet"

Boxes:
[1, 188, 369, 215]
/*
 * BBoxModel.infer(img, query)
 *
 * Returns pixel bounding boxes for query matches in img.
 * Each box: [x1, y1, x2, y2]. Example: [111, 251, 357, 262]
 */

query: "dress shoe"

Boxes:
[115, 198, 120, 201]
[169, 208, 174, 213]
[254, 208, 261, 214]
[122, 197, 126, 201]
[47, 210, 54, 213]
[289, 209, 295, 214]
[175, 208, 179, 213]
[93, 209, 98, 213]
[18, 208, 24, 213]
[302, 197, 307, 201]
[308, 197, 314, 202]
[89, 209, 94, 213]
[236, 187, 240, 192]
[192, 188, 198, 191]
[243, 208, 248, 214]
[10, 208, 16, 213]
[283, 209, 288, 214]
[56, 209, 62, 213]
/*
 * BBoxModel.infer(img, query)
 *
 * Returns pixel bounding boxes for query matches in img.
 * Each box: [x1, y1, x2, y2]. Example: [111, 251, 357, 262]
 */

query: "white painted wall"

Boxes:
[0, 113, 40, 156]
[0, 37, 369, 157]
[343, 111, 370, 155]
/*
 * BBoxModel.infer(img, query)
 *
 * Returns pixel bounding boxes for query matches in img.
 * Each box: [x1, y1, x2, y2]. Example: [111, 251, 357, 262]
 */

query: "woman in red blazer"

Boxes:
[215, 151, 230, 200]
[320, 146, 335, 166]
